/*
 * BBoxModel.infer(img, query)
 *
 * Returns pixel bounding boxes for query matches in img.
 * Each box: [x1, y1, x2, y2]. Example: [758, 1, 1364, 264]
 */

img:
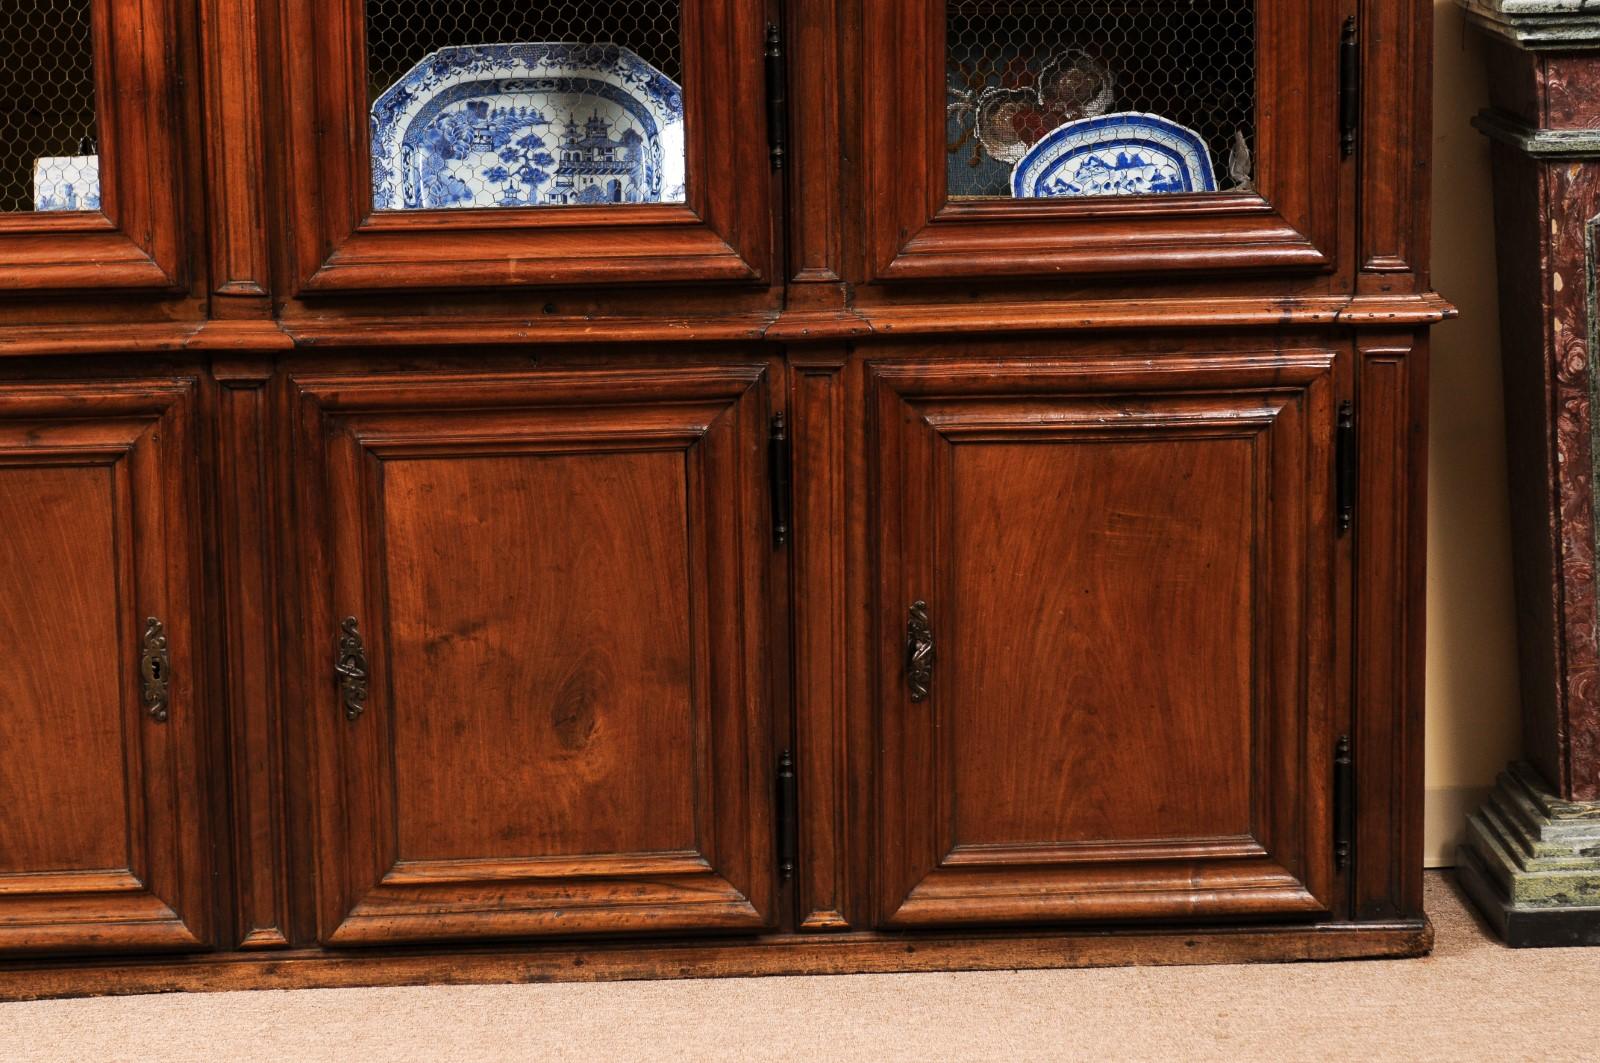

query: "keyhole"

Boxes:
[150, 660, 162, 680]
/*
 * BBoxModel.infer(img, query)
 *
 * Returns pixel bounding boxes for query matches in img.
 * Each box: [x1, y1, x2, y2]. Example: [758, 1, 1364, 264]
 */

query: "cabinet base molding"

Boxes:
[0, 922, 1432, 1003]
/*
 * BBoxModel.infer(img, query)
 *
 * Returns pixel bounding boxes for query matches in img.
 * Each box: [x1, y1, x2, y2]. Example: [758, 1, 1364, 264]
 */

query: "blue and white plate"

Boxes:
[1011, 112, 1216, 198]
[33, 154, 100, 212]
[371, 43, 686, 211]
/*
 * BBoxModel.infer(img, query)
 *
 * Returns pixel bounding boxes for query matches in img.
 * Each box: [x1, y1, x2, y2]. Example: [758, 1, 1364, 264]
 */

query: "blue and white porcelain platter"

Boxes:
[371, 43, 686, 211]
[1011, 112, 1216, 198]
[33, 154, 100, 212]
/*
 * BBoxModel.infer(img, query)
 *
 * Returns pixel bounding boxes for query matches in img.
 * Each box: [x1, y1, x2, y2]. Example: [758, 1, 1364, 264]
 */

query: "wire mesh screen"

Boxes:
[366, 1, 686, 211]
[0, 0, 99, 213]
[947, 0, 1256, 200]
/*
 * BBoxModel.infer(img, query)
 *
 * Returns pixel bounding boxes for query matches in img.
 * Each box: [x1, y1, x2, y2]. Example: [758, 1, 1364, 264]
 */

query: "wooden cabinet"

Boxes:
[0, 380, 209, 954]
[0, 0, 1446, 997]
[288, 366, 777, 944]
[870, 350, 1339, 927]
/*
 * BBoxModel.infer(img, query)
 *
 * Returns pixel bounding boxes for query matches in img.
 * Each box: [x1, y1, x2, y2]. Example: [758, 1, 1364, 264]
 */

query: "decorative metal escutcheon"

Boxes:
[906, 600, 934, 703]
[140, 617, 171, 722]
[335, 616, 370, 721]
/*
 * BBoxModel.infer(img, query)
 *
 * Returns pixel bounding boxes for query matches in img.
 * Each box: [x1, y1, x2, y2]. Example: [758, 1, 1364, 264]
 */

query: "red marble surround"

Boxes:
[1485, 38, 1600, 798]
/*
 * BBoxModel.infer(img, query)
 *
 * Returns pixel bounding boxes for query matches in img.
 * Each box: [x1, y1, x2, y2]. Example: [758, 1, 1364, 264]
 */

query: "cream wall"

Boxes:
[1423, 0, 1523, 865]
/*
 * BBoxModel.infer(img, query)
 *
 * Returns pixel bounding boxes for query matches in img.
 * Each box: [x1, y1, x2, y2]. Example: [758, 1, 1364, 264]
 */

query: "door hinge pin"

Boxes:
[1334, 734, 1354, 871]
[1340, 16, 1360, 157]
[765, 22, 788, 170]
[777, 749, 798, 879]
[1336, 400, 1357, 535]
[769, 411, 791, 546]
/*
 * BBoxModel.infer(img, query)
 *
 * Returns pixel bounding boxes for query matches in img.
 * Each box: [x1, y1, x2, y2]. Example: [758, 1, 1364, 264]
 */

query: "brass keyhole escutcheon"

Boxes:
[140, 617, 171, 723]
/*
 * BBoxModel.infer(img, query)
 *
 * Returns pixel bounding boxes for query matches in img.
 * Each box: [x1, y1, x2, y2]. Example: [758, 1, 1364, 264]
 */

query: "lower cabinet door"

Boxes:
[0, 380, 209, 954]
[871, 351, 1340, 927]
[292, 365, 778, 945]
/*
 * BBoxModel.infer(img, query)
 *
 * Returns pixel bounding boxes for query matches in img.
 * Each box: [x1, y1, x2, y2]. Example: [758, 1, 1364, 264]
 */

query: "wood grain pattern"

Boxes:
[789, 350, 852, 929]
[382, 450, 696, 861]
[0, 466, 127, 872]
[0, 379, 209, 955]
[1359, 0, 1429, 278]
[870, 350, 1336, 927]
[290, 365, 777, 944]
[0, 0, 1444, 990]
[0, 918, 1433, 1003]
[214, 366, 291, 948]
[1352, 337, 1427, 919]
[784, 0, 844, 294]
[198, 0, 274, 311]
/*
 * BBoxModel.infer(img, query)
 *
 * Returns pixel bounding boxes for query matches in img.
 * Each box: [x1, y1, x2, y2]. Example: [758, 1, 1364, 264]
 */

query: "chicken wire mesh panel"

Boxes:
[367, 0, 686, 211]
[0, 0, 100, 213]
[947, 0, 1256, 200]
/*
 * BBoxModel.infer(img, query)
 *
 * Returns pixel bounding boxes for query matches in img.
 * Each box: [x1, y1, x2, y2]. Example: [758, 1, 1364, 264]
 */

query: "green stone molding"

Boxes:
[1463, 0, 1600, 48]
[1472, 109, 1600, 157]
[1457, 764, 1600, 946]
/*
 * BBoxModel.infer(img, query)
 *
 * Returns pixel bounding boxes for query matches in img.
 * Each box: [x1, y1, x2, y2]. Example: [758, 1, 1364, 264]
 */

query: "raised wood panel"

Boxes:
[214, 365, 291, 949]
[199, 0, 274, 310]
[1358, 0, 1428, 278]
[785, 0, 844, 291]
[0, 380, 208, 954]
[789, 352, 852, 929]
[1353, 338, 1427, 919]
[947, 439, 1256, 845]
[0, 467, 128, 871]
[870, 351, 1337, 927]
[382, 450, 697, 862]
[290, 365, 777, 945]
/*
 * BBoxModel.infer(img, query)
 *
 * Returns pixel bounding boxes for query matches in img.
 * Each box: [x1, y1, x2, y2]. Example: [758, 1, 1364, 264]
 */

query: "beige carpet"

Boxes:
[2, 873, 1597, 1062]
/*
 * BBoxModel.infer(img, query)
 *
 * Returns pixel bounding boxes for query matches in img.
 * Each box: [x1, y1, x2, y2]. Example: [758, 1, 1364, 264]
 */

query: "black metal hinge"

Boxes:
[764, 23, 788, 170]
[1336, 400, 1356, 536]
[776, 749, 798, 879]
[1340, 16, 1359, 157]
[1334, 734, 1354, 871]
[769, 411, 791, 546]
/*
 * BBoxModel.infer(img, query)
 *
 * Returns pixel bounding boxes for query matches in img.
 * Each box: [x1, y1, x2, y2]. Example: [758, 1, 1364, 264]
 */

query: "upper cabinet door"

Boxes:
[864, 0, 1342, 281]
[291, 365, 778, 945]
[0, 0, 187, 292]
[280, 0, 773, 294]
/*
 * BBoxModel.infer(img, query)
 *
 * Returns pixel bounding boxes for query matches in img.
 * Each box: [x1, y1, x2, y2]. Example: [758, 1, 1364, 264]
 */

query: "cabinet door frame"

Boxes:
[0, 379, 209, 954]
[289, 364, 778, 945]
[861, 0, 1343, 282]
[277, 0, 773, 295]
[0, 0, 189, 292]
[869, 350, 1338, 927]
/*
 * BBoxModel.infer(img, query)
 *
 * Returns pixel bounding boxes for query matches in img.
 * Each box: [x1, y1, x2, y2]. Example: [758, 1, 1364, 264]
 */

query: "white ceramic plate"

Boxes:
[1011, 112, 1216, 198]
[371, 43, 686, 211]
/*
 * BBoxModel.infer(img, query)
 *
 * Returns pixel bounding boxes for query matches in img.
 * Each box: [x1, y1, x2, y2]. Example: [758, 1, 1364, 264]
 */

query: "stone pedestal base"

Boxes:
[1458, 763, 1600, 947]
